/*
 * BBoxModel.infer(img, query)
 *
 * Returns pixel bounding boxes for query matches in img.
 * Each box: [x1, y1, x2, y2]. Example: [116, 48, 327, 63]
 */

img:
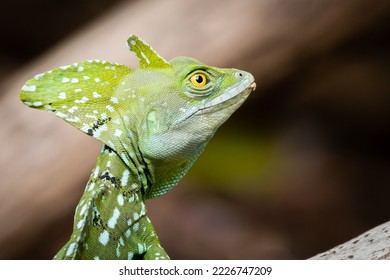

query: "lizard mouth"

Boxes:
[196, 74, 256, 114]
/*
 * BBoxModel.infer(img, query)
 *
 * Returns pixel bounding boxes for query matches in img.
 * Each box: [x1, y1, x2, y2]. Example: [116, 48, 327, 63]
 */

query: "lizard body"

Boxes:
[20, 35, 255, 259]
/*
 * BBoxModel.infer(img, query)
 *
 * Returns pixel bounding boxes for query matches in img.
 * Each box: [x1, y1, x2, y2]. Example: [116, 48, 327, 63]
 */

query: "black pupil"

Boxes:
[195, 75, 203, 84]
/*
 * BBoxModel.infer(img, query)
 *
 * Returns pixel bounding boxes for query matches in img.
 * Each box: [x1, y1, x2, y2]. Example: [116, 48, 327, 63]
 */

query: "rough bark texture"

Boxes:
[311, 221, 390, 260]
[1, 0, 390, 259]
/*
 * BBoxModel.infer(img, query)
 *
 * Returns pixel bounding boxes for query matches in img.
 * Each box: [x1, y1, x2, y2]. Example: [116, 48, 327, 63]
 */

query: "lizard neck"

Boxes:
[54, 144, 168, 259]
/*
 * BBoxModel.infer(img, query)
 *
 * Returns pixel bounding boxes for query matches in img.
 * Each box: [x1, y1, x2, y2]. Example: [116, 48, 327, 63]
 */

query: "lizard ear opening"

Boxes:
[126, 35, 171, 69]
[20, 60, 131, 148]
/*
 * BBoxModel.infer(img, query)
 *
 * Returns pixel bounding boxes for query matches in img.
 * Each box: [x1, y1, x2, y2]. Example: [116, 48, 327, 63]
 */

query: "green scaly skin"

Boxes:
[20, 35, 256, 260]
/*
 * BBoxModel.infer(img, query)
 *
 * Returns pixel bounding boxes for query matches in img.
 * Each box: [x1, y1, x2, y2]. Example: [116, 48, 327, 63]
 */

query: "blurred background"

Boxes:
[0, 0, 390, 259]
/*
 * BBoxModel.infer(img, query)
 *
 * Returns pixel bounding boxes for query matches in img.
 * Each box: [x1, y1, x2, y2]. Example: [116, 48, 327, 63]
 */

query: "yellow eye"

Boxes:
[190, 73, 208, 87]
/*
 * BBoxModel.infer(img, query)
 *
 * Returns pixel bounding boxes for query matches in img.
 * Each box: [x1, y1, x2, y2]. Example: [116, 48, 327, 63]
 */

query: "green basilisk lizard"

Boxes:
[20, 35, 256, 260]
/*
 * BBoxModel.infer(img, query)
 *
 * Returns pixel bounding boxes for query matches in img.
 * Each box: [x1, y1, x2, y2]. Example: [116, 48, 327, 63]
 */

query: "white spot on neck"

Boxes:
[77, 219, 85, 229]
[93, 166, 100, 178]
[117, 194, 124, 206]
[66, 243, 76, 256]
[108, 208, 121, 229]
[98, 230, 110, 246]
[114, 129, 122, 137]
[121, 170, 130, 187]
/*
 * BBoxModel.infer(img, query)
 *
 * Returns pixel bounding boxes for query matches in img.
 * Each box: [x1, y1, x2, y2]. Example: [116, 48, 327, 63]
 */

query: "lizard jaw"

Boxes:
[196, 73, 255, 113]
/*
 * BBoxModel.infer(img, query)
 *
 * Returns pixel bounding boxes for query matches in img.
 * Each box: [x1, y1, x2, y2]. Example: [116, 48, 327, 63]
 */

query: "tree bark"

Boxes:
[310, 221, 390, 260]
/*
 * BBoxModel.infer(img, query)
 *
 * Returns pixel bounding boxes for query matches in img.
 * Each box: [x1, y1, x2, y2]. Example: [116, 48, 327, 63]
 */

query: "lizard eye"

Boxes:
[190, 73, 208, 87]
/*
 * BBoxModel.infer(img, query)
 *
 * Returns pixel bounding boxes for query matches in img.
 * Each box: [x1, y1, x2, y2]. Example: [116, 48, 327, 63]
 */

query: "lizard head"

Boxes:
[20, 35, 255, 198]
[130, 52, 256, 198]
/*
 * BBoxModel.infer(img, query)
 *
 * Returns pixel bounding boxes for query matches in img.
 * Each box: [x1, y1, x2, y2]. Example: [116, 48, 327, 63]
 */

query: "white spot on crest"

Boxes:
[67, 116, 81, 123]
[22, 84, 36, 92]
[130, 40, 136, 45]
[62, 77, 70, 83]
[75, 89, 82, 93]
[68, 106, 78, 113]
[93, 91, 101, 98]
[77, 66, 84, 72]
[34, 73, 45, 80]
[98, 230, 109, 245]
[56, 112, 68, 118]
[66, 243, 76, 256]
[83, 76, 90, 80]
[60, 65, 70, 70]
[71, 78, 79, 83]
[121, 170, 130, 187]
[58, 92, 66, 99]
[32, 101, 42, 107]
[110, 97, 119, 104]
[108, 208, 120, 229]
[86, 114, 98, 119]
[106, 105, 115, 112]
[75, 96, 88, 104]
[141, 51, 150, 64]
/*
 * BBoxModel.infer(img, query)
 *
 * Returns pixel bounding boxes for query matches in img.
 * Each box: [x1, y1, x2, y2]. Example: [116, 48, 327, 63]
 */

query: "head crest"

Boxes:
[126, 35, 170, 69]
